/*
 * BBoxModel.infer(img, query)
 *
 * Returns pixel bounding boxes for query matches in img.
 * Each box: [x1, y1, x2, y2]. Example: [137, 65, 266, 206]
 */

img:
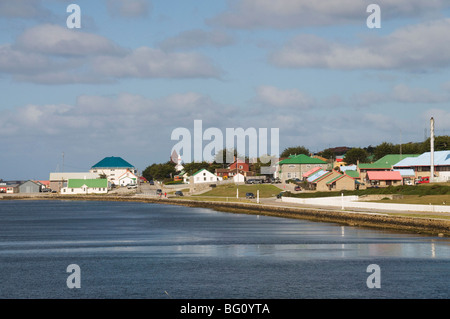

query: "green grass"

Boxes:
[373, 195, 450, 206]
[286, 183, 450, 198]
[193, 184, 282, 198]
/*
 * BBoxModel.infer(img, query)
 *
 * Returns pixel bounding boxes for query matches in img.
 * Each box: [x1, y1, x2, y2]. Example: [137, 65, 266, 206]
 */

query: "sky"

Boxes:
[1, 0, 450, 180]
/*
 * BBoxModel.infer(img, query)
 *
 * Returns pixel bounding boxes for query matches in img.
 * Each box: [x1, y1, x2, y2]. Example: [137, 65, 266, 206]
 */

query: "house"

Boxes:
[60, 179, 109, 194]
[277, 154, 328, 183]
[326, 172, 358, 191]
[366, 171, 402, 187]
[19, 180, 41, 193]
[392, 151, 450, 182]
[229, 159, 250, 172]
[233, 173, 245, 183]
[49, 172, 100, 191]
[393, 169, 416, 185]
[0, 181, 20, 194]
[215, 168, 231, 179]
[191, 169, 222, 184]
[90, 156, 137, 186]
[358, 154, 419, 181]
[310, 170, 342, 191]
[0, 182, 19, 194]
[117, 169, 138, 187]
[37, 180, 51, 191]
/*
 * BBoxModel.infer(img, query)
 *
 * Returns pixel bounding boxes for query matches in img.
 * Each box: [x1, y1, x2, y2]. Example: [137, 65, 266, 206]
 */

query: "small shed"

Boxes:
[19, 180, 41, 193]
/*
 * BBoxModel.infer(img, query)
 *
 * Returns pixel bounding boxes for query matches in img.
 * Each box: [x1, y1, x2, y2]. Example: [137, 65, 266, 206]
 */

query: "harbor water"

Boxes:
[0, 200, 449, 299]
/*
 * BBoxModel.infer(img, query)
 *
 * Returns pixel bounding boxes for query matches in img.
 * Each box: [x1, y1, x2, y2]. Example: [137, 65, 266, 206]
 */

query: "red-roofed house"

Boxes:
[366, 171, 402, 187]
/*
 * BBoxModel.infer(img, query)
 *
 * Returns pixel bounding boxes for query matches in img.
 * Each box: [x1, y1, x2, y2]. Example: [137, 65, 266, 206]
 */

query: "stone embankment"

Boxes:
[1, 193, 449, 237]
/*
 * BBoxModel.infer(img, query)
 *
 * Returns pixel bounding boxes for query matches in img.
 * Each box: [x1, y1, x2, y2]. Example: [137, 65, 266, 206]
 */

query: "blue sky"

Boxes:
[1, 0, 450, 180]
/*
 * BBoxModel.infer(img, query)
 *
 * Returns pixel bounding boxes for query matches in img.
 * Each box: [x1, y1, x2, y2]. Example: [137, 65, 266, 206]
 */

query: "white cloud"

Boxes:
[0, 24, 222, 83]
[93, 47, 222, 79]
[15, 24, 125, 56]
[160, 29, 235, 51]
[209, 0, 449, 29]
[271, 18, 450, 71]
[255, 85, 314, 109]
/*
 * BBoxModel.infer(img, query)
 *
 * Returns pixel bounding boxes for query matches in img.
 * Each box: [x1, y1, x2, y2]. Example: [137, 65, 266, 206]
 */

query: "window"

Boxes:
[204, 177, 206, 181]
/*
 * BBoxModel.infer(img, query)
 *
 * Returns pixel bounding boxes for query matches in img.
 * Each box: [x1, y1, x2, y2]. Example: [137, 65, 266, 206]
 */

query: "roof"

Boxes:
[393, 151, 450, 167]
[50, 172, 100, 180]
[67, 179, 108, 188]
[311, 171, 334, 183]
[340, 164, 357, 172]
[302, 166, 322, 178]
[326, 174, 344, 185]
[306, 169, 327, 182]
[367, 171, 402, 181]
[393, 169, 415, 177]
[91, 156, 134, 169]
[344, 170, 360, 179]
[359, 154, 419, 170]
[192, 168, 214, 176]
[279, 154, 327, 165]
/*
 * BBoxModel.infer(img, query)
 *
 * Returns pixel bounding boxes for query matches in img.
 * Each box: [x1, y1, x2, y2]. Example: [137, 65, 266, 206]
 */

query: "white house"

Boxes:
[233, 173, 245, 183]
[60, 179, 109, 195]
[118, 169, 138, 186]
[191, 169, 222, 184]
[89, 156, 137, 186]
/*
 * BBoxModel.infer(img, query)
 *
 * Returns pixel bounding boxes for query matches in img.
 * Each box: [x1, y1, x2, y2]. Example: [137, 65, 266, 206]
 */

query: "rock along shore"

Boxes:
[1, 194, 449, 237]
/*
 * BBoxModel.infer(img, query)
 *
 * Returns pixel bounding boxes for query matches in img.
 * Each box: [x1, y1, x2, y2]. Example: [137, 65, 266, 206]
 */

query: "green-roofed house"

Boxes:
[190, 168, 223, 184]
[276, 154, 328, 183]
[61, 179, 109, 195]
[90, 156, 137, 186]
[358, 154, 420, 182]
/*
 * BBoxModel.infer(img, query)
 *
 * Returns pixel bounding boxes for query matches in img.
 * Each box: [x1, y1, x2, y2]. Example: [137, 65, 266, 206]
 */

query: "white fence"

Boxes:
[281, 196, 450, 213]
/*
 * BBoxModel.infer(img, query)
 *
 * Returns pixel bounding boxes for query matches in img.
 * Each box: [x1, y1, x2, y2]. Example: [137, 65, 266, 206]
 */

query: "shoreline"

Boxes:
[1, 194, 450, 237]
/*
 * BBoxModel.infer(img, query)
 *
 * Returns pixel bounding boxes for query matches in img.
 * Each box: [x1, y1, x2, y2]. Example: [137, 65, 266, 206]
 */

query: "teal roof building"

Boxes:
[91, 156, 134, 169]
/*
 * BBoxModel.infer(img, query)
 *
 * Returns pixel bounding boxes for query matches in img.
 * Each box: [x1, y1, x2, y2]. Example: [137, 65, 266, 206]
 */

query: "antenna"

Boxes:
[62, 152, 65, 173]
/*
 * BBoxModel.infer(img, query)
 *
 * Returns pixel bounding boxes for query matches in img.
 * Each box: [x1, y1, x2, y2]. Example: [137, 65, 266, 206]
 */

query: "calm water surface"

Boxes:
[0, 200, 449, 299]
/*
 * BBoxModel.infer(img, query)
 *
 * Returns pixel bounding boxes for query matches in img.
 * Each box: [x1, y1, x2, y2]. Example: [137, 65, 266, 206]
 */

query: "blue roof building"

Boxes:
[393, 151, 450, 182]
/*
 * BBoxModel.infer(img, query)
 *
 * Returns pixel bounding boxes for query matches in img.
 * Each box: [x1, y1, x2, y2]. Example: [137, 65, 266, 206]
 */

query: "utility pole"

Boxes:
[430, 117, 435, 183]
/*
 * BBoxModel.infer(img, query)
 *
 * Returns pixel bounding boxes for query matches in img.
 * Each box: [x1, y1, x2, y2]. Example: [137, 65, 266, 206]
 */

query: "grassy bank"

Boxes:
[286, 183, 450, 198]
[194, 184, 282, 198]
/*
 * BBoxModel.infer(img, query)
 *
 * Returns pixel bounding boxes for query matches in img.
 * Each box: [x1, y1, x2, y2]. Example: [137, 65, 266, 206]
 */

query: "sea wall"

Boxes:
[281, 196, 450, 213]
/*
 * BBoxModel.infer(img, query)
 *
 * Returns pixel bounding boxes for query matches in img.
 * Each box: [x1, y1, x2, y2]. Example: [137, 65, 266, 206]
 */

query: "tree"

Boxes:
[373, 142, 395, 161]
[142, 161, 176, 181]
[343, 148, 369, 165]
[280, 146, 310, 158]
[183, 161, 212, 175]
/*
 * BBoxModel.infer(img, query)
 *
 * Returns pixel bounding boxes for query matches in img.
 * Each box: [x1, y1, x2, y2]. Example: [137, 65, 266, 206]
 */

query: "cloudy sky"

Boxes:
[1, 0, 450, 180]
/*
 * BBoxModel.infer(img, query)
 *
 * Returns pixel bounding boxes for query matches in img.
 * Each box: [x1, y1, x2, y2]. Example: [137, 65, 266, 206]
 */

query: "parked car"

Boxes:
[149, 180, 154, 185]
[156, 189, 163, 195]
[294, 186, 301, 191]
[272, 178, 281, 184]
[246, 192, 255, 199]
[247, 179, 262, 184]
[175, 191, 183, 196]
[416, 177, 430, 184]
[127, 184, 137, 189]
